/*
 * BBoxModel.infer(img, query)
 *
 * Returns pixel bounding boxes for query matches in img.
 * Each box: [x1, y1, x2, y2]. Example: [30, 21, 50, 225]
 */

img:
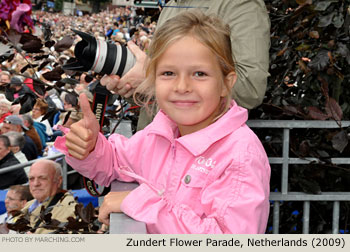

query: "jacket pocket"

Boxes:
[177, 171, 208, 216]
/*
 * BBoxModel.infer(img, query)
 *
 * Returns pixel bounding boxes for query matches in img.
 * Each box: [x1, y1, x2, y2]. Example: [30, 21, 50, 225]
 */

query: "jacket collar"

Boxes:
[148, 101, 248, 156]
[0, 151, 15, 166]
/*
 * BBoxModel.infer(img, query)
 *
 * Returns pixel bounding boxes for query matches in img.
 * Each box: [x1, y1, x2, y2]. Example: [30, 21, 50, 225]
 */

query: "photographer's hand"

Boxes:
[65, 93, 100, 160]
[100, 41, 146, 98]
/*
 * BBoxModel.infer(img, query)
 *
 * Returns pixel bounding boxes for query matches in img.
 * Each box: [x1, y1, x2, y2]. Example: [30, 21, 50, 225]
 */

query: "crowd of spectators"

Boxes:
[0, 6, 154, 190]
[0, 6, 155, 233]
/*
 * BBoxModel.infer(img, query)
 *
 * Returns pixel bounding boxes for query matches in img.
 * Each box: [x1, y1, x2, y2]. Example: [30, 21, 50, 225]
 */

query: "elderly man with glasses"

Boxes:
[0, 185, 32, 225]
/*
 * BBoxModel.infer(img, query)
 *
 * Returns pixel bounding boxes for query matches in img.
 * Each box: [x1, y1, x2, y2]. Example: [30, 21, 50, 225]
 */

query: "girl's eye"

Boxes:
[162, 71, 174, 76]
[194, 71, 207, 77]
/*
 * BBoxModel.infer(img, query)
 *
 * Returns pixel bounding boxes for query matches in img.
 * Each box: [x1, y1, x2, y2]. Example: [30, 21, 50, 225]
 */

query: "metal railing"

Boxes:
[2, 120, 349, 234]
[0, 153, 71, 190]
[110, 120, 350, 234]
[109, 181, 147, 234]
[247, 120, 350, 234]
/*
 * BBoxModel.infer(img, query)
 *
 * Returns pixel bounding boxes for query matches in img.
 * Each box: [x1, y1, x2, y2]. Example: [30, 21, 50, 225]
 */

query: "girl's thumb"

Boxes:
[79, 93, 95, 121]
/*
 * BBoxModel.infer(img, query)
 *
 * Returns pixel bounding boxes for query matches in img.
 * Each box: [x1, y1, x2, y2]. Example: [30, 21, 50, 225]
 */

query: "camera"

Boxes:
[63, 29, 136, 76]
[62, 30, 138, 197]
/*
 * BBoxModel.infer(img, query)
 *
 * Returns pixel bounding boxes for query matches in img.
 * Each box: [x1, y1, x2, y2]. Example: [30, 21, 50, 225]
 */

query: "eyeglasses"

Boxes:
[5, 196, 22, 201]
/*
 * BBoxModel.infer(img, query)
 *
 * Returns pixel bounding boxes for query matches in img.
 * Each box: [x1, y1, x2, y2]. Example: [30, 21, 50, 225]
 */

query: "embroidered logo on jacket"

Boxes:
[190, 156, 216, 174]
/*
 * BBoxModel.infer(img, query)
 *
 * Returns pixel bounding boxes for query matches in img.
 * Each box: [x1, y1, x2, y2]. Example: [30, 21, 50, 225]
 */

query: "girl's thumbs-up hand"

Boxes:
[65, 93, 100, 160]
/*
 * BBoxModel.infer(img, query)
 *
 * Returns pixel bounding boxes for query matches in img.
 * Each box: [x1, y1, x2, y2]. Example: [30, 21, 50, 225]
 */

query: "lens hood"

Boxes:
[62, 29, 97, 72]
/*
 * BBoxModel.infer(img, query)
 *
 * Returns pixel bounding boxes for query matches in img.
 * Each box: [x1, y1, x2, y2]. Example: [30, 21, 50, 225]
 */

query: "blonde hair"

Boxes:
[134, 10, 236, 117]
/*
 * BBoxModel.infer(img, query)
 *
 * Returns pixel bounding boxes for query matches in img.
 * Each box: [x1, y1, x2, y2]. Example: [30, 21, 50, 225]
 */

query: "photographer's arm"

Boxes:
[224, 0, 270, 109]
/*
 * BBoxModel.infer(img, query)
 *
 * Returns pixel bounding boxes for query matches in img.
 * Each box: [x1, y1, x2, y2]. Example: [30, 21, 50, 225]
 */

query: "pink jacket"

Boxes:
[55, 101, 271, 234]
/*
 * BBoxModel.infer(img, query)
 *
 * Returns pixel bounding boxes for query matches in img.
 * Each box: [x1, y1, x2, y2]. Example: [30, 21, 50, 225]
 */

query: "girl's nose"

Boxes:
[174, 75, 191, 93]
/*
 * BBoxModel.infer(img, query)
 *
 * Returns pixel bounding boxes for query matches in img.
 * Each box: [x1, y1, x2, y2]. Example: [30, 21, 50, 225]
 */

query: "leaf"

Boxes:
[299, 140, 310, 157]
[7, 53, 15, 62]
[296, 0, 312, 5]
[42, 212, 53, 223]
[295, 43, 311, 51]
[21, 39, 43, 53]
[65, 216, 89, 231]
[42, 67, 64, 82]
[19, 33, 40, 44]
[307, 106, 330, 120]
[20, 64, 38, 73]
[54, 36, 74, 52]
[20, 64, 30, 73]
[261, 103, 284, 117]
[277, 47, 288, 57]
[0, 35, 8, 44]
[38, 60, 50, 72]
[7, 217, 31, 233]
[82, 202, 95, 223]
[308, 50, 330, 71]
[33, 79, 46, 96]
[62, 57, 78, 76]
[309, 30, 319, 39]
[45, 40, 55, 48]
[283, 105, 298, 115]
[42, 71, 61, 82]
[325, 97, 343, 121]
[7, 29, 21, 45]
[298, 59, 310, 73]
[332, 13, 344, 28]
[75, 202, 95, 224]
[34, 54, 49, 61]
[316, 150, 330, 158]
[318, 12, 335, 27]
[336, 43, 350, 64]
[332, 130, 348, 153]
[54, 80, 66, 88]
[298, 178, 322, 194]
[61, 78, 80, 85]
[314, 1, 332, 11]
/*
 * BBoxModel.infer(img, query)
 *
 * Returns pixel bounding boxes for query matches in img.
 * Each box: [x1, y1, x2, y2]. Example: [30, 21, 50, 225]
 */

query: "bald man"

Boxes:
[18, 160, 77, 234]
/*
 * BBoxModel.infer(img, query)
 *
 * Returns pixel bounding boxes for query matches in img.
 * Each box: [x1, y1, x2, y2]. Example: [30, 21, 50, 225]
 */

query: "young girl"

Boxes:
[54, 10, 271, 234]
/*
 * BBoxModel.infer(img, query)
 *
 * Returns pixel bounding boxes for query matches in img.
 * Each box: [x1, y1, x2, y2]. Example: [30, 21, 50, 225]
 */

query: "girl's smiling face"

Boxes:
[155, 35, 235, 136]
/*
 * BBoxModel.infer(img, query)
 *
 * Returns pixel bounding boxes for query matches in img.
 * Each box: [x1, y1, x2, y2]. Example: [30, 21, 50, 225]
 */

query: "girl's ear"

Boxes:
[221, 72, 237, 97]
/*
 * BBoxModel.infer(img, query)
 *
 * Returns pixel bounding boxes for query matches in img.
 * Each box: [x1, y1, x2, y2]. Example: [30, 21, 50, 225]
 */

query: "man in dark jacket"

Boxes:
[1, 115, 38, 160]
[0, 135, 28, 189]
